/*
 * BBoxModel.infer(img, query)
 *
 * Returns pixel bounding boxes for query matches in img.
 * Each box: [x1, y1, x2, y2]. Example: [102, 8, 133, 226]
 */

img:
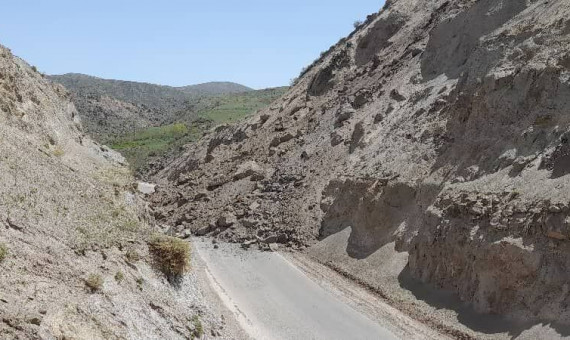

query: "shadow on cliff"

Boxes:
[421, 0, 527, 82]
[318, 179, 442, 260]
[420, 0, 570, 182]
[398, 266, 570, 339]
[318, 179, 416, 259]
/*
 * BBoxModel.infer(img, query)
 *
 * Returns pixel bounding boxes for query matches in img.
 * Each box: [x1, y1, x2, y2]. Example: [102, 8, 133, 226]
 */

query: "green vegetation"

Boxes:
[110, 123, 196, 171]
[197, 87, 288, 123]
[191, 315, 204, 339]
[148, 234, 190, 280]
[86, 273, 103, 292]
[109, 87, 288, 173]
[114, 271, 125, 283]
[0, 243, 7, 263]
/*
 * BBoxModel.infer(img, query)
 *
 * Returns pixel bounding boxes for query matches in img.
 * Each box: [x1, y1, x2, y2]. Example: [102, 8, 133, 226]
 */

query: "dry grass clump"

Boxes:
[148, 234, 190, 280]
[0, 243, 7, 263]
[85, 273, 103, 292]
[114, 271, 125, 283]
[125, 248, 140, 263]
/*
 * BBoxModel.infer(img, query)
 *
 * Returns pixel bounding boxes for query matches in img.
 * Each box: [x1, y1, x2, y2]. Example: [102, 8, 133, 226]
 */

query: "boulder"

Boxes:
[217, 213, 237, 228]
[136, 182, 156, 195]
[195, 225, 213, 236]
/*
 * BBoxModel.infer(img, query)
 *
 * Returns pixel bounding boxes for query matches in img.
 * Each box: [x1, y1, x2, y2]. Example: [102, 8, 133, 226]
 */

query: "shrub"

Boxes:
[0, 243, 7, 263]
[85, 274, 103, 292]
[191, 315, 204, 339]
[31, 66, 38, 73]
[148, 234, 190, 280]
[125, 248, 141, 263]
[353, 20, 363, 28]
[171, 123, 188, 135]
[52, 147, 65, 157]
[115, 271, 125, 283]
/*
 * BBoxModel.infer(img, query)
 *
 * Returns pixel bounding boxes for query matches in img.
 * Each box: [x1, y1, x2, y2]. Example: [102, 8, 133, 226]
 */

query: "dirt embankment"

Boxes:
[0, 45, 229, 339]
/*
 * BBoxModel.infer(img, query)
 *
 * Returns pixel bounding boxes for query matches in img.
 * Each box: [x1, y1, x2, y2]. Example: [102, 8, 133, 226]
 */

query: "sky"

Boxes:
[0, 1, 384, 89]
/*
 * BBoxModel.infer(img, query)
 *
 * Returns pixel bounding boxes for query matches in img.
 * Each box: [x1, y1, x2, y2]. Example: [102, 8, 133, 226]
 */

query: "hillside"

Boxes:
[150, 0, 570, 338]
[48, 74, 255, 143]
[50, 73, 252, 109]
[49, 73, 190, 111]
[110, 86, 289, 174]
[0, 45, 227, 339]
[178, 81, 253, 95]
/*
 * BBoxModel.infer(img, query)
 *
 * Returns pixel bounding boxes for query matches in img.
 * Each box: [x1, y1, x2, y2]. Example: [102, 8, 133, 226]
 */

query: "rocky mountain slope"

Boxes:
[151, 0, 570, 336]
[0, 45, 222, 339]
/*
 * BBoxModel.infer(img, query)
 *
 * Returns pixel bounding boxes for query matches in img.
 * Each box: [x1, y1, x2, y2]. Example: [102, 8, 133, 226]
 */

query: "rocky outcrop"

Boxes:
[152, 0, 570, 330]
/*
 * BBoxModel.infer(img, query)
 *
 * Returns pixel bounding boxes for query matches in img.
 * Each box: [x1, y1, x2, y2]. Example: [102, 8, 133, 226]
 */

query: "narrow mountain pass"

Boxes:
[193, 239, 437, 340]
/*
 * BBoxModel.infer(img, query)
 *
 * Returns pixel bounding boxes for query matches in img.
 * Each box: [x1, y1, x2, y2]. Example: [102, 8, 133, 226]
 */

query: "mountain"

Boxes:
[49, 73, 190, 111]
[49, 73, 252, 109]
[0, 45, 223, 339]
[151, 0, 570, 338]
[177, 81, 253, 95]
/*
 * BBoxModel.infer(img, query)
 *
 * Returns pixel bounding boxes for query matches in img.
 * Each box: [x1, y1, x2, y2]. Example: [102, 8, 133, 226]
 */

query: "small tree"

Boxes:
[353, 20, 363, 28]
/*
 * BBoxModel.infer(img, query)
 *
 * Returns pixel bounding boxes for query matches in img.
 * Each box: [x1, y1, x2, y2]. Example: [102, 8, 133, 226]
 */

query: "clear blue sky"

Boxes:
[0, 1, 384, 89]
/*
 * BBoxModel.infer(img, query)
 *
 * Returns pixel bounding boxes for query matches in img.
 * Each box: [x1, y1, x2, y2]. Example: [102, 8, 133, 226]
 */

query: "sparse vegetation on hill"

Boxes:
[108, 87, 288, 173]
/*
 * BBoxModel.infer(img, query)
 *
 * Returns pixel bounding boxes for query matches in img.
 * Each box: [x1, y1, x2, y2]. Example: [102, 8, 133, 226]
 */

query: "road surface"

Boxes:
[193, 240, 400, 340]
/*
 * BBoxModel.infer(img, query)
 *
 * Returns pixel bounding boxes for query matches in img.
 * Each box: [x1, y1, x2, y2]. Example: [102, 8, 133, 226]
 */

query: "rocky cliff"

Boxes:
[152, 0, 570, 334]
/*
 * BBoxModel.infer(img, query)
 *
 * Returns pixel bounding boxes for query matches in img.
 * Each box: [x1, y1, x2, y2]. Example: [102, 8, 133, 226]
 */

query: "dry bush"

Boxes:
[0, 243, 7, 263]
[125, 248, 140, 263]
[85, 273, 103, 292]
[148, 234, 190, 280]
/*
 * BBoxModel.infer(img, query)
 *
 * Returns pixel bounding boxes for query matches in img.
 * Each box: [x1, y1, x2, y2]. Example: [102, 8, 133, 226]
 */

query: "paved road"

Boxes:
[194, 240, 399, 340]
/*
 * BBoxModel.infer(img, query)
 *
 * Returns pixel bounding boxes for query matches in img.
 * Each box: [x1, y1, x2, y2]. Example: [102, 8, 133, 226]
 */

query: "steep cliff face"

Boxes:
[0, 45, 216, 339]
[153, 0, 570, 330]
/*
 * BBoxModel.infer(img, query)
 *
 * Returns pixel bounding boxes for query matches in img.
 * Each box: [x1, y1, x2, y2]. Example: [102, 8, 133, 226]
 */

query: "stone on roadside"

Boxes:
[217, 213, 237, 228]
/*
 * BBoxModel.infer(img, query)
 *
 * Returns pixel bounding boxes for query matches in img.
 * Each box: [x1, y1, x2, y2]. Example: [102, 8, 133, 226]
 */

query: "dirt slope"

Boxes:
[152, 0, 570, 336]
[0, 45, 224, 339]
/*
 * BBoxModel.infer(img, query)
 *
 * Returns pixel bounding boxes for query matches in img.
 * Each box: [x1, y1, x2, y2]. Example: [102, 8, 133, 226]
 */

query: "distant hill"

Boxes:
[178, 81, 253, 96]
[49, 73, 252, 111]
[48, 72, 287, 174]
[48, 73, 256, 143]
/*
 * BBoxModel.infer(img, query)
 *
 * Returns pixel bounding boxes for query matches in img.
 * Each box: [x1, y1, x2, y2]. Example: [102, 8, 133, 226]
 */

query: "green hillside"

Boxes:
[110, 87, 288, 173]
